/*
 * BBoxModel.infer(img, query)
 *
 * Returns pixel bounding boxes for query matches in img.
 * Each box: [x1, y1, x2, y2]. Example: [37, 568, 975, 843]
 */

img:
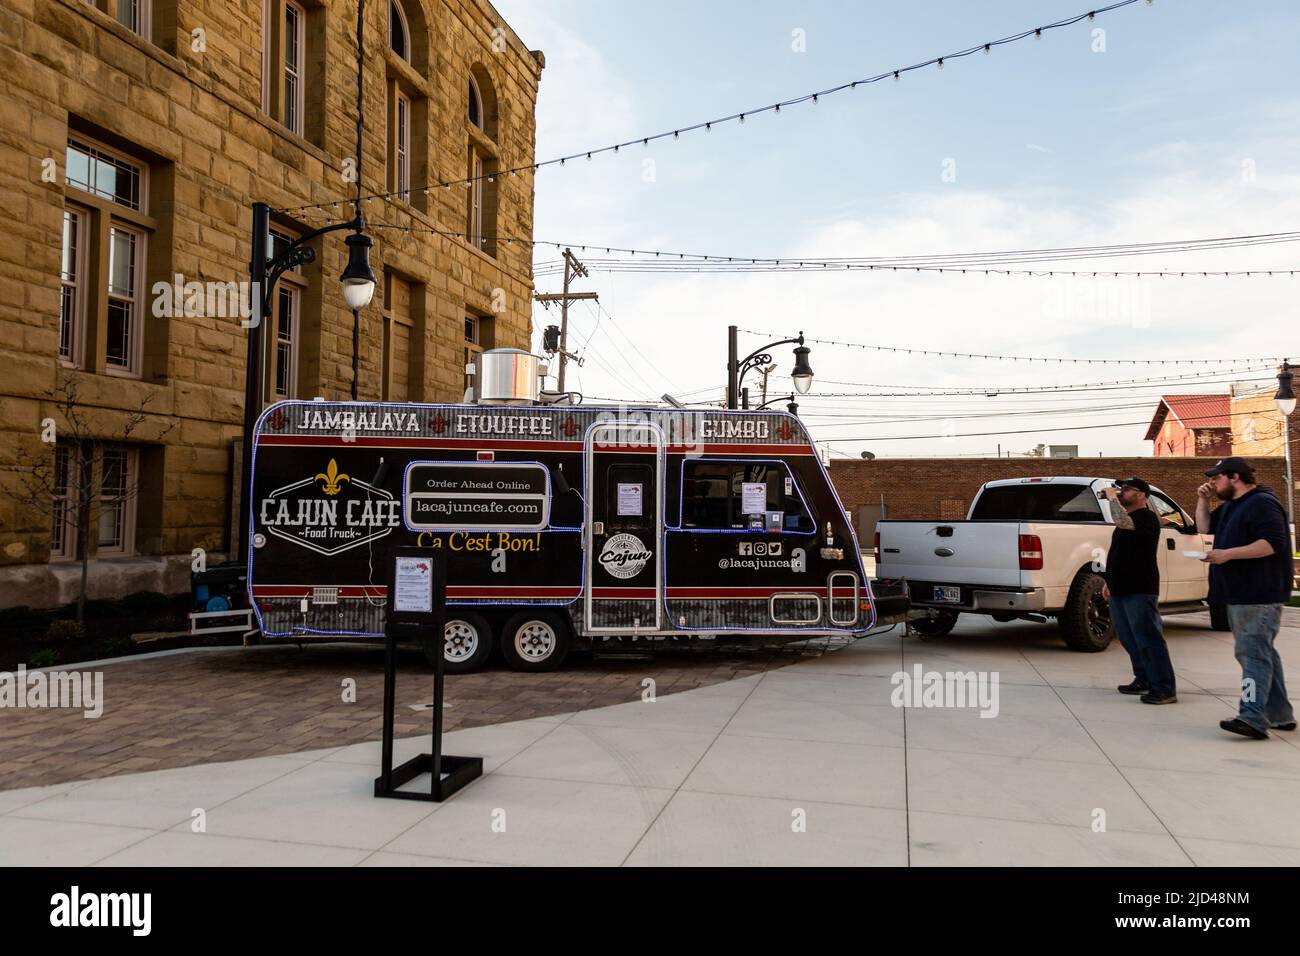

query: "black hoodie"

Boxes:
[1208, 486, 1294, 605]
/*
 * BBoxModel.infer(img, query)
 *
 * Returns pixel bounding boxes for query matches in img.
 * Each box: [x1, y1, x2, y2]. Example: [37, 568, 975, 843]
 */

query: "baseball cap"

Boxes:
[1115, 477, 1151, 495]
[1204, 456, 1254, 479]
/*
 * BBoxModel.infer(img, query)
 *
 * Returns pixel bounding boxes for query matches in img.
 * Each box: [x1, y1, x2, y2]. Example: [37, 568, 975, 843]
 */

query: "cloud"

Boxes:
[568, 142, 1300, 457]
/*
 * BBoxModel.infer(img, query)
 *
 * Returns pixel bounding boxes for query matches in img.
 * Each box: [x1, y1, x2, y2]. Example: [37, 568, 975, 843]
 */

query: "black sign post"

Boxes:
[374, 546, 482, 802]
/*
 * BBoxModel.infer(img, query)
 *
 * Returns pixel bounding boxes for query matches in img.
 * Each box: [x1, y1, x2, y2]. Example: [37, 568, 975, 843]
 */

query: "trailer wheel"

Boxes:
[910, 610, 958, 638]
[427, 612, 493, 674]
[500, 612, 570, 672]
[1060, 571, 1114, 652]
[1209, 602, 1232, 632]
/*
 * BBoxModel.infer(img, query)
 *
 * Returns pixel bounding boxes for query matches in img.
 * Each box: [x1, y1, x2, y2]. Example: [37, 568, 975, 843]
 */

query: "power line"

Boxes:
[328, 220, 1300, 281]
[274, 0, 1151, 218]
[747, 330, 1295, 367]
[821, 404, 1279, 443]
[534, 231, 1300, 272]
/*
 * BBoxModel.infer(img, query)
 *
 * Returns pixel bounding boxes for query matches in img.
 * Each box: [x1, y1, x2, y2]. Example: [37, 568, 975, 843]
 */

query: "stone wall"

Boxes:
[0, 0, 542, 608]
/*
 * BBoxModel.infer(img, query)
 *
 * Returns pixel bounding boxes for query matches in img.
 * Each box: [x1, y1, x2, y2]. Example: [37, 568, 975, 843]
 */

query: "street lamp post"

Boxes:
[727, 325, 814, 409]
[1276, 361, 1296, 539]
[234, 0, 376, 565]
[236, 205, 377, 562]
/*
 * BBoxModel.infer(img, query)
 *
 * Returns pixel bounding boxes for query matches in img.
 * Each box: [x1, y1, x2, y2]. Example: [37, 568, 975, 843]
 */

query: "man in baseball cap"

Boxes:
[1196, 457, 1296, 739]
[1101, 476, 1177, 704]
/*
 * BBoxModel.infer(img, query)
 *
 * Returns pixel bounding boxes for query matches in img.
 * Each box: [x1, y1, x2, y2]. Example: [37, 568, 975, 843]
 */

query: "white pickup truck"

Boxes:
[874, 477, 1226, 652]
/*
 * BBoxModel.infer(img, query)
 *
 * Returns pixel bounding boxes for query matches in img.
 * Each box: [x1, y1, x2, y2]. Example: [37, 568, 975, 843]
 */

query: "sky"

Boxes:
[491, 0, 1300, 459]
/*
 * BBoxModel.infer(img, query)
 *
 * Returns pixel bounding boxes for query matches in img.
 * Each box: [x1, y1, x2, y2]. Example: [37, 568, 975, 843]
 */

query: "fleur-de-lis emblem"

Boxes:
[562, 415, 577, 437]
[315, 459, 350, 496]
[433, 413, 447, 434]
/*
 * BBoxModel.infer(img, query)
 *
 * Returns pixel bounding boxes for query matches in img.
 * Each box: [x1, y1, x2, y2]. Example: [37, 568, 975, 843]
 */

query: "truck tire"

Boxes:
[910, 610, 959, 638]
[427, 612, 493, 674]
[1209, 602, 1232, 632]
[500, 611, 571, 672]
[1060, 571, 1114, 652]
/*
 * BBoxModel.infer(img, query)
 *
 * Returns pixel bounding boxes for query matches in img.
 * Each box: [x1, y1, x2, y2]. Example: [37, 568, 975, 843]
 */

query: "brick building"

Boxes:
[1231, 382, 1299, 459]
[1144, 394, 1232, 458]
[830, 456, 1290, 543]
[0, 0, 543, 608]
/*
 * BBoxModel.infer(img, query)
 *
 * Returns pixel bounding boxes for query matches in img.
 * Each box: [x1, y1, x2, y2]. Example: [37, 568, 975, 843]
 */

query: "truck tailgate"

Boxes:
[878, 521, 1024, 588]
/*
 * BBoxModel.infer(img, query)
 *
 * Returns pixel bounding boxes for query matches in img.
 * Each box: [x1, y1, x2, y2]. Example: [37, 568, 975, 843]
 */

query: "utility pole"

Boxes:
[758, 363, 777, 407]
[534, 248, 596, 393]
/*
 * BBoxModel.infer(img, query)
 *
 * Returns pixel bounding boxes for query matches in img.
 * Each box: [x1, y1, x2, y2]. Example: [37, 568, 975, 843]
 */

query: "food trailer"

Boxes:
[246, 349, 879, 671]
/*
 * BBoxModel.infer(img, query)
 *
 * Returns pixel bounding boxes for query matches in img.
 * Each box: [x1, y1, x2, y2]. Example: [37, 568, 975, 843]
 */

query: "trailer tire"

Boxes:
[429, 612, 493, 674]
[1061, 571, 1114, 652]
[500, 611, 570, 672]
[910, 610, 959, 638]
[1209, 601, 1232, 632]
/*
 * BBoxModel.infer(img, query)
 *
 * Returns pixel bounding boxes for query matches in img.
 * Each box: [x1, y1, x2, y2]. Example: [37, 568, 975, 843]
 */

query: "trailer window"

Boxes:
[681, 461, 812, 531]
[969, 484, 1103, 523]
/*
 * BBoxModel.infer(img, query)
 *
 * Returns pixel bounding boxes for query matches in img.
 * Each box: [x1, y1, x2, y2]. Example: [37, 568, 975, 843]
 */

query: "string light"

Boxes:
[740, 329, 1292, 367]
[272, 0, 1148, 217]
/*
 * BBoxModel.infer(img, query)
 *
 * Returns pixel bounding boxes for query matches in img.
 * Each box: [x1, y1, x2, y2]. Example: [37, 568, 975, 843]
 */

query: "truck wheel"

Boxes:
[1061, 572, 1114, 652]
[500, 611, 571, 672]
[426, 612, 493, 674]
[910, 610, 959, 638]
[1209, 602, 1232, 632]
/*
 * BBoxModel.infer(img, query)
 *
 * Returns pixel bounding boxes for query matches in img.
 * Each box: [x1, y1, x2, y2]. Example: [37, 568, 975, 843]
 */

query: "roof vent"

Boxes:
[473, 349, 543, 406]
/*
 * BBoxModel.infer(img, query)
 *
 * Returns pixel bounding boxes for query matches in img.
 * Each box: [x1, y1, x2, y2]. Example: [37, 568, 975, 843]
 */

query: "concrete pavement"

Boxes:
[3, 609, 1299, 866]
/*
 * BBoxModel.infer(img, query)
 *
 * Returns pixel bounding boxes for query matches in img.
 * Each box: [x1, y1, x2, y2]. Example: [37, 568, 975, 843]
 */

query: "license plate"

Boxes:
[933, 586, 962, 604]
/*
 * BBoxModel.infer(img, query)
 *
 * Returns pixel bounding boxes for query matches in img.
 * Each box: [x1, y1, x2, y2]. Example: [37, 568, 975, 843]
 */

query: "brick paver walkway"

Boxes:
[0, 637, 851, 790]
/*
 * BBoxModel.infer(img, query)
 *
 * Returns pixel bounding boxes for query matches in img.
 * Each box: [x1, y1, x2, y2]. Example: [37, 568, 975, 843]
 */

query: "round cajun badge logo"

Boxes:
[599, 533, 652, 579]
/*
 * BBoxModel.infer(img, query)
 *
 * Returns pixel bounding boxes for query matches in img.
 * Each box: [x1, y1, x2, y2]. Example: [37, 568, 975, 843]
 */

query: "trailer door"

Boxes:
[585, 421, 664, 632]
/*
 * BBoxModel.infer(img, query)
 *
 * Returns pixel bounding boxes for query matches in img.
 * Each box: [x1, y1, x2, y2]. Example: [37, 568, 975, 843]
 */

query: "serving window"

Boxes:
[680, 460, 813, 532]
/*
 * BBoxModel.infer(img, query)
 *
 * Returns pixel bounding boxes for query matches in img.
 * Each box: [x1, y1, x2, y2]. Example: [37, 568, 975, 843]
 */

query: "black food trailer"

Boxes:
[246, 358, 884, 671]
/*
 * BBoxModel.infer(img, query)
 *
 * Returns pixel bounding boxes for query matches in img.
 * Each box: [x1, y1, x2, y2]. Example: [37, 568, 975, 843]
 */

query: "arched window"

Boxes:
[466, 66, 499, 256]
[468, 75, 483, 130]
[389, 0, 409, 60]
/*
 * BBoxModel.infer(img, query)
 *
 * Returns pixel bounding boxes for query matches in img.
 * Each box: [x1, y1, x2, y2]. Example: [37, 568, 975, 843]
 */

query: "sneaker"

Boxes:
[1140, 692, 1177, 705]
[1220, 717, 1269, 739]
[1117, 681, 1149, 695]
[1271, 721, 1297, 731]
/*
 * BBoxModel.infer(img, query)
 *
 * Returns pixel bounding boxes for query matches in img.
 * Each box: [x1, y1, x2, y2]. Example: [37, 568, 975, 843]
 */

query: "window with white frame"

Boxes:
[468, 151, 484, 248]
[283, 1, 305, 136]
[262, 0, 314, 139]
[115, 0, 151, 38]
[468, 75, 483, 130]
[106, 225, 144, 372]
[59, 207, 87, 367]
[395, 92, 410, 199]
[268, 228, 304, 400]
[273, 285, 299, 399]
[389, 0, 409, 60]
[50, 444, 77, 561]
[97, 445, 137, 556]
[63, 134, 151, 377]
[66, 139, 143, 211]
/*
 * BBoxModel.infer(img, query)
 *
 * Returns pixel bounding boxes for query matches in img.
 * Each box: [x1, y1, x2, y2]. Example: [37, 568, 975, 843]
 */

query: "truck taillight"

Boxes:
[874, 530, 881, 563]
[1019, 534, 1044, 571]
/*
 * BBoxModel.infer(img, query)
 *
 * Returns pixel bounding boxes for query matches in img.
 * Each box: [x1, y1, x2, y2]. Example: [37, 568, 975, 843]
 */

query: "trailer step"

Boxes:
[592, 639, 656, 662]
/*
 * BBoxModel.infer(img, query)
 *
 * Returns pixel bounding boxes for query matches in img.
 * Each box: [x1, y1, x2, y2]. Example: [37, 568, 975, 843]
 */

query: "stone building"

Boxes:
[0, 0, 543, 608]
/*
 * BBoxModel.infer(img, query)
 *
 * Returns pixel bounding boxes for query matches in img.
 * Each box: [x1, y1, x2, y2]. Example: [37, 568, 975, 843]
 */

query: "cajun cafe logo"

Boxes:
[258, 458, 401, 556]
[599, 533, 652, 579]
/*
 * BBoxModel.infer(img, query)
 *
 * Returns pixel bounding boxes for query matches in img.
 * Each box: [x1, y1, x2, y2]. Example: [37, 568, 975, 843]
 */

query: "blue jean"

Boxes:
[1228, 604, 1295, 732]
[1110, 593, 1176, 696]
